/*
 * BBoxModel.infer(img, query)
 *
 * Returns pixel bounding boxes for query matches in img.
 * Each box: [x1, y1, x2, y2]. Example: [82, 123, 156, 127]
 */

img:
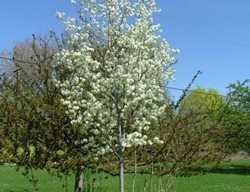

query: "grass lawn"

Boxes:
[0, 160, 250, 192]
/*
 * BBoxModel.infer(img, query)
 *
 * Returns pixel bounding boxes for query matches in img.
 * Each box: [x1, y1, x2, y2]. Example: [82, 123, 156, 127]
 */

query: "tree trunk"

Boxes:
[132, 149, 137, 192]
[119, 153, 125, 192]
[75, 165, 84, 192]
[117, 116, 125, 192]
[115, 100, 125, 192]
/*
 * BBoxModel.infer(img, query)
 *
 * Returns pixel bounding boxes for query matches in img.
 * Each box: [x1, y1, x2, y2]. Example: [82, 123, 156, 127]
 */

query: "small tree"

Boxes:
[0, 35, 64, 190]
[0, 34, 85, 191]
[145, 87, 226, 175]
[176, 88, 226, 164]
[54, 1, 177, 191]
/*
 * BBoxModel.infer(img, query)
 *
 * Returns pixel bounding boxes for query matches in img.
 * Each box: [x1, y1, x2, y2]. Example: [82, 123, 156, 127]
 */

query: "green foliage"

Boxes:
[144, 87, 227, 174]
[179, 87, 225, 117]
[0, 34, 83, 180]
[228, 79, 250, 113]
[219, 79, 250, 154]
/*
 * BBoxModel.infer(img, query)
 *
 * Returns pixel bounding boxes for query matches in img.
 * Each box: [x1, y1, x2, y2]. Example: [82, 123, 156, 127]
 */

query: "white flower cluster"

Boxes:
[125, 132, 148, 147]
[55, 11, 65, 19]
[54, 0, 177, 156]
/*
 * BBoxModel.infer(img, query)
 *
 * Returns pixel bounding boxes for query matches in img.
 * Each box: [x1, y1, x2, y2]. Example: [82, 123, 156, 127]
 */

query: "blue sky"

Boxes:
[0, 0, 250, 99]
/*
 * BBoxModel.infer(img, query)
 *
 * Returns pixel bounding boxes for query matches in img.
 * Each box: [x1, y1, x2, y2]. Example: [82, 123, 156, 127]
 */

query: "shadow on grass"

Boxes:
[4, 189, 30, 192]
[179, 164, 250, 176]
[206, 164, 250, 175]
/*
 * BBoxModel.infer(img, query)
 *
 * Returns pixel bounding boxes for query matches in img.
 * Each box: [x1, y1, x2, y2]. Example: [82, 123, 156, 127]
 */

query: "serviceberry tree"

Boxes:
[54, 1, 177, 191]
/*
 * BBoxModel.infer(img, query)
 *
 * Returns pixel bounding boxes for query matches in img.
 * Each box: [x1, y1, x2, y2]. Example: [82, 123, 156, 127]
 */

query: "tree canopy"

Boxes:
[54, 1, 177, 191]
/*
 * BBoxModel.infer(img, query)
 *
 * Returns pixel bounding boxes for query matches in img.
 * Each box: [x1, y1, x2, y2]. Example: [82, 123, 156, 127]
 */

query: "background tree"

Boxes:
[0, 34, 64, 190]
[179, 87, 225, 116]
[219, 79, 250, 155]
[144, 87, 226, 175]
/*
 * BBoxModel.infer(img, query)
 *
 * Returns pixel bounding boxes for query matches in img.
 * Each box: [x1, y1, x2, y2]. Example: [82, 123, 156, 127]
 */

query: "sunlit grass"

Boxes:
[0, 160, 250, 192]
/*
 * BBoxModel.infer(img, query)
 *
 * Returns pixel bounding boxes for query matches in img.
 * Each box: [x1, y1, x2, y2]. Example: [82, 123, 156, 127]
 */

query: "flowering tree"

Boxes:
[54, 0, 177, 191]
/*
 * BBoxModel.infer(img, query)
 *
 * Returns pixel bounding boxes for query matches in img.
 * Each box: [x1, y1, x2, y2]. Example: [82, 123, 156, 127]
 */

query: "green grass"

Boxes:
[0, 165, 75, 192]
[1, 160, 250, 192]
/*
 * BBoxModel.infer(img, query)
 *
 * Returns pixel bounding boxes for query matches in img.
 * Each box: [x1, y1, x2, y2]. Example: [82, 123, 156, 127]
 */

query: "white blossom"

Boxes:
[54, 0, 177, 158]
[153, 137, 164, 144]
[55, 11, 65, 19]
